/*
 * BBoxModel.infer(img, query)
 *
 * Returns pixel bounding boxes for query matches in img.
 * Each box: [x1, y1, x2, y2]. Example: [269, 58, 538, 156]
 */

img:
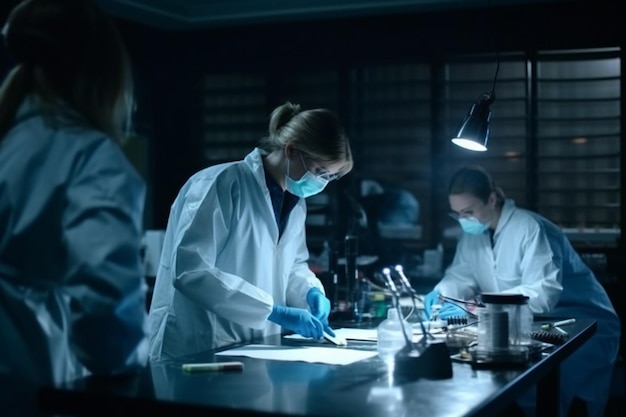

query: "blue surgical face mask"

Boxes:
[285, 157, 329, 198]
[459, 217, 490, 235]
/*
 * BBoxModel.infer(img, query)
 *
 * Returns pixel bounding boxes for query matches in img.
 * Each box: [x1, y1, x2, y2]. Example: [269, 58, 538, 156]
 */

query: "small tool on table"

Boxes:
[182, 361, 244, 373]
[323, 331, 348, 346]
[541, 318, 576, 335]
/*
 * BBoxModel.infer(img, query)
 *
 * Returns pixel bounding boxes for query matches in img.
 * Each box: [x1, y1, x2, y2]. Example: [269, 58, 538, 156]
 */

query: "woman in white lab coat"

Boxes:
[148, 102, 353, 360]
[423, 165, 620, 417]
[0, 0, 148, 393]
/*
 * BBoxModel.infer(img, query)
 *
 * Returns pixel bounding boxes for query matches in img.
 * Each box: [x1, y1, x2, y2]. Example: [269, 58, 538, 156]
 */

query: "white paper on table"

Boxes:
[215, 344, 378, 366]
[282, 326, 445, 344]
[281, 330, 375, 343]
[280, 328, 377, 342]
[332, 328, 377, 341]
[331, 327, 443, 341]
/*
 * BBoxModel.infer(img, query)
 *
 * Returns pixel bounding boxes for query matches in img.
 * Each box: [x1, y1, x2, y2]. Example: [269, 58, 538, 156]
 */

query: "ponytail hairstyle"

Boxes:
[0, 0, 134, 143]
[448, 165, 506, 207]
[258, 101, 353, 178]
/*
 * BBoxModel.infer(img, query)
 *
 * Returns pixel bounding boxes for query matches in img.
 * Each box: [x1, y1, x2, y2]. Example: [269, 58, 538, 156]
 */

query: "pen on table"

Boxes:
[541, 318, 576, 330]
[182, 361, 244, 373]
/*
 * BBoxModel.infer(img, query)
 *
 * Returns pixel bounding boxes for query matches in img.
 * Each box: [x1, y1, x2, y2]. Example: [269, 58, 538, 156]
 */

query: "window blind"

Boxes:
[535, 48, 621, 242]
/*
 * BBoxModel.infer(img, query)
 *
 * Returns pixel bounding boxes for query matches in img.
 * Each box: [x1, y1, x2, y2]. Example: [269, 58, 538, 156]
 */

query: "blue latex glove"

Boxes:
[306, 288, 335, 337]
[268, 305, 324, 339]
[438, 302, 468, 320]
[306, 288, 331, 323]
[422, 290, 441, 320]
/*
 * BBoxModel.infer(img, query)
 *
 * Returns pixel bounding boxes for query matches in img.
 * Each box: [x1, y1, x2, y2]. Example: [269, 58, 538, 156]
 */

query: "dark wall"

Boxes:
[113, 1, 626, 227]
[111, 0, 623, 229]
[116, 25, 203, 230]
[0, 0, 623, 230]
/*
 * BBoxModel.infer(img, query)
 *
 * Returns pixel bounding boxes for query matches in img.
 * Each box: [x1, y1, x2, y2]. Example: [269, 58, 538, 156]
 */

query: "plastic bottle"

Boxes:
[376, 308, 408, 364]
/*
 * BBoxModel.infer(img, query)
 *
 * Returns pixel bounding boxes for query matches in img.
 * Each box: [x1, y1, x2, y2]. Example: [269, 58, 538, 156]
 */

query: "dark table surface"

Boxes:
[38, 318, 596, 417]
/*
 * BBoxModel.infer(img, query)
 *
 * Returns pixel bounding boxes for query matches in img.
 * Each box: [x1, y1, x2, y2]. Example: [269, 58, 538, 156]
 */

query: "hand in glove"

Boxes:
[437, 302, 468, 319]
[268, 305, 324, 339]
[422, 290, 442, 320]
[306, 288, 331, 325]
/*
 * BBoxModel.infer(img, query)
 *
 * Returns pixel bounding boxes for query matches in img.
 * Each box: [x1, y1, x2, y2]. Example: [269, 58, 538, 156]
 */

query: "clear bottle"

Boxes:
[376, 308, 408, 364]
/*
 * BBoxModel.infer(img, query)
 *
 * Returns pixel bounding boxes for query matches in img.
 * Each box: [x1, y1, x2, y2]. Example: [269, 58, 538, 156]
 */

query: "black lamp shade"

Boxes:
[451, 92, 494, 152]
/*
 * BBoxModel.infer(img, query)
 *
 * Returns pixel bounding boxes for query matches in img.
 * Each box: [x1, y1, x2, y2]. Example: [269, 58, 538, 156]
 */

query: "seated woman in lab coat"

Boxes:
[422, 165, 620, 417]
[148, 102, 353, 360]
[0, 0, 148, 395]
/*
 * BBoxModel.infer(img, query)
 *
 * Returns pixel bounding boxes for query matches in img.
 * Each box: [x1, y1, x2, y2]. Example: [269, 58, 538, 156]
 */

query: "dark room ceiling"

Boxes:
[93, 0, 574, 31]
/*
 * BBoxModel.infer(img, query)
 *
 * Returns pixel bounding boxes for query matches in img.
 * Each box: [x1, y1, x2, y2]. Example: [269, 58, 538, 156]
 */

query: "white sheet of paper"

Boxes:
[281, 329, 376, 343]
[216, 344, 378, 366]
[333, 328, 377, 341]
[321, 327, 442, 342]
[279, 326, 446, 346]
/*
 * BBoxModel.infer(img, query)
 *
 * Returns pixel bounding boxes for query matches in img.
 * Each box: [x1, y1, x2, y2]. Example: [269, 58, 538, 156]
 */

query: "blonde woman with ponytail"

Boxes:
[148, 102, 353, 359]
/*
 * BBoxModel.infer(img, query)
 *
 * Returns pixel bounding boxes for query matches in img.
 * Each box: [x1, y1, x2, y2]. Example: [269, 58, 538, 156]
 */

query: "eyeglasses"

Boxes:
[300, 153, 341, 182]
[448, 202, 485, 221]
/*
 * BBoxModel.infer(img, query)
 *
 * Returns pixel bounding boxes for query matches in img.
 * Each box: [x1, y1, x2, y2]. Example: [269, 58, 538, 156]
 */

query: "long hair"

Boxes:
[0, 0, 134, 142]
[257, 101, 353, 178]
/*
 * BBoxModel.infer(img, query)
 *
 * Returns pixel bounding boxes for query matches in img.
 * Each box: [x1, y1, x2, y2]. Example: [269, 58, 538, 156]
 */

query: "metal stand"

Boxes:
[344, 234, 362, 321]
[380, 266, 453, 380]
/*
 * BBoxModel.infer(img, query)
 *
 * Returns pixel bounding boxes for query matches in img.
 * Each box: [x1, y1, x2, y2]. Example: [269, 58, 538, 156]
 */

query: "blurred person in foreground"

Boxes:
[0, 0, 149, 403]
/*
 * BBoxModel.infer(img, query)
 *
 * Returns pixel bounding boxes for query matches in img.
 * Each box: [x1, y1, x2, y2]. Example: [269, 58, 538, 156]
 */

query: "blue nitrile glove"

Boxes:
[306, 288, 331, 324]
[422, 290, 442, 320]
[306, 288, 335, 337]
[438, 302, 468, 320]
[268, 305, 324, 339]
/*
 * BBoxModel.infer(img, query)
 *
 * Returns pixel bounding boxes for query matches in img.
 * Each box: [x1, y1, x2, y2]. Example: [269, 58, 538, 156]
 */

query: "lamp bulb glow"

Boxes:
[451, 138, 488, 152]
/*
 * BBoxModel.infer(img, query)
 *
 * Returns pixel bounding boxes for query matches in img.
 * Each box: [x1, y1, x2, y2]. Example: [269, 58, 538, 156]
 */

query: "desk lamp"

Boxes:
[451, 91, 494, 152]
[451, 0, 499, 152]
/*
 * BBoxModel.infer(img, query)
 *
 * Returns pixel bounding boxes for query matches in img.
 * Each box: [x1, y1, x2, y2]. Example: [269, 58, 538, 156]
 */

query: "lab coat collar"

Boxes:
[15, 95, 83, 127]
[494, 198, 516, 239]
[14, 95, 40, 124]
[244, 148, 271, 191]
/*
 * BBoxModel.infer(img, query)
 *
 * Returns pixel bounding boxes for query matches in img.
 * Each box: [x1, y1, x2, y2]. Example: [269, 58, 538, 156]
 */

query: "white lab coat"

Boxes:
[148, 148, 325, 360]
[436, 199, 620, 417]
[0, 97, 149, 386]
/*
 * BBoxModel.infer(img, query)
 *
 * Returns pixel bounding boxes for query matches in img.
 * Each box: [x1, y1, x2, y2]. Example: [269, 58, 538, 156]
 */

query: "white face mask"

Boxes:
[285, 171, 328, 198]
[285, 156, 329, 198]
[458, 217, 490, 235]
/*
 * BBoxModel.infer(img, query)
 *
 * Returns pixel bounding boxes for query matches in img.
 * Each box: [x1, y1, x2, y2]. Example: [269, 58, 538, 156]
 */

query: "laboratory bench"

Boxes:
[38, 319, 596, 417]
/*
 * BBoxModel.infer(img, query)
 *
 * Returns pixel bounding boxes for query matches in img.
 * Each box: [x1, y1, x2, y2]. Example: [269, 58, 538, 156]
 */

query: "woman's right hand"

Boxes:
[422, 290, 442, 320]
